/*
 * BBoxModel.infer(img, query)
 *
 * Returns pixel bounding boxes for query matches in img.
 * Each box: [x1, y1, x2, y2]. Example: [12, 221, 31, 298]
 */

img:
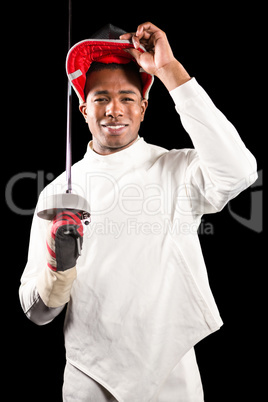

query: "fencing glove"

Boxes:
[37, 210, 84, 308]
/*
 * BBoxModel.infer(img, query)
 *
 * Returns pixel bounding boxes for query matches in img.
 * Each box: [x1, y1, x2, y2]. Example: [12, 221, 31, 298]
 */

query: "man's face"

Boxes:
[79, 68, 148, 155]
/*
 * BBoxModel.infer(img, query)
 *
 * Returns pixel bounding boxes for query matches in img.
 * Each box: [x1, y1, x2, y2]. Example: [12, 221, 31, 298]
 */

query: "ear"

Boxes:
[79, 102, 88, 122]
[140, 99, 148, 122]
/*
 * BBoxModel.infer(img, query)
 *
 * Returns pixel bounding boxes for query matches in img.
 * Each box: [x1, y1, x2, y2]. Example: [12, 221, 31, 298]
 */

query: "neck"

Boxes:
[92, 136, 140, 155]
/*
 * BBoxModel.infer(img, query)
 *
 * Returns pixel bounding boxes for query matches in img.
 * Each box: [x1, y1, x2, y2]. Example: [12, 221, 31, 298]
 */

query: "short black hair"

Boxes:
[85, 61, 143, 99]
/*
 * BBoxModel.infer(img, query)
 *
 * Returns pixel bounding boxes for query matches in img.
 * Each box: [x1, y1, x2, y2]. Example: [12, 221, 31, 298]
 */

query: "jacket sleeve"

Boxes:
[19, 208, 66, 325]
[170, 78, 258, 214]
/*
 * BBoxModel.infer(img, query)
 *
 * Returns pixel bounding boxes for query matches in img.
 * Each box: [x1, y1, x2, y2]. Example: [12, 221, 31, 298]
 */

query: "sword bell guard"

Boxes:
[37, 193, 91, 221]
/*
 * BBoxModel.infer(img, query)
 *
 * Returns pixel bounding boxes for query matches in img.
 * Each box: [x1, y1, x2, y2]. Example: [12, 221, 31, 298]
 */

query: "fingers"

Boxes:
[120, 32, 134, 40]
[120, 32, 141, 49]
[120, 22, 160, 40]
[136, 22, 159, 39]
[120, 22, 164, 50]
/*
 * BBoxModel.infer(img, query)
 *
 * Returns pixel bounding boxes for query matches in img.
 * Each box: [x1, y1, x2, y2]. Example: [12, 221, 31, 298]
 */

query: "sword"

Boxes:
[37, 0, 91, 234]
[66, 0, 72, 194]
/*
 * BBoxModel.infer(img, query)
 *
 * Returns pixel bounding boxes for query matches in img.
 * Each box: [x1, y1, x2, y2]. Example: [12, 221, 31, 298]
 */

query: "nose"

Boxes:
[105, 99, 123, 118]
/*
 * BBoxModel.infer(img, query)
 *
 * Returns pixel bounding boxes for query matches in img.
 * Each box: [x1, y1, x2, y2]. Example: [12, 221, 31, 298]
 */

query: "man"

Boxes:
[19, 22, 257, 401]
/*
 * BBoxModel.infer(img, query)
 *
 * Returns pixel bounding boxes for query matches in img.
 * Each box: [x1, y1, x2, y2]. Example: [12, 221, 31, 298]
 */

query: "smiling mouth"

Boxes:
[103, 124, 126, 130]
[101, 124, 129, 134]
[102, 124, 128, 129]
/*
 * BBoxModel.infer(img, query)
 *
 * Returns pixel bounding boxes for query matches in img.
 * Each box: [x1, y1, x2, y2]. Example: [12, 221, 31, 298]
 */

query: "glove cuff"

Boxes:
[36, 265, 77, 308]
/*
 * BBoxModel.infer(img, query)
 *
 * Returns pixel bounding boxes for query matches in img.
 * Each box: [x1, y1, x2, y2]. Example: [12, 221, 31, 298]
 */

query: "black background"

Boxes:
[5, 3, 264, 401]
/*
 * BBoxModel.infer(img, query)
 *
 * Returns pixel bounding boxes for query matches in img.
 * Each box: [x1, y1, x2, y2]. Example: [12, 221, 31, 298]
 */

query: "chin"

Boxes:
[93, 132, 138, 154]
[105, 134, 137, 149]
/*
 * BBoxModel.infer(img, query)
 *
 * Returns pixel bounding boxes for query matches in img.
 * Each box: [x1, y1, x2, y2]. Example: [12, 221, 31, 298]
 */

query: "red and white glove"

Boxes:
[46, 210, 83, 271]
[37, 210, 84, 308]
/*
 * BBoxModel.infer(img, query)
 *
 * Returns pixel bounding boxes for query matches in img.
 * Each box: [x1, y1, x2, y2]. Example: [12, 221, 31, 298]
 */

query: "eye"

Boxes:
[94, 98, 108, 103]
[122, 97, 134, 102]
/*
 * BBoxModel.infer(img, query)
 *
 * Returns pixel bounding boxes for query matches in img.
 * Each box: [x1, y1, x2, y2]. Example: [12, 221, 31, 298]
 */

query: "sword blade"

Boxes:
[66, 0, 72, 194]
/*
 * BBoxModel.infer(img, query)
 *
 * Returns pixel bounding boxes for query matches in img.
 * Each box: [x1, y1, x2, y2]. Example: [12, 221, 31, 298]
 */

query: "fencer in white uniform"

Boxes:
[19, 22, 257, 401]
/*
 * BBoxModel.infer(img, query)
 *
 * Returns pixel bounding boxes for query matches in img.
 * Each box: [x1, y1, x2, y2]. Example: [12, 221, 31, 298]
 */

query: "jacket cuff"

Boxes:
[169, 77, 200, 110]
[36, 266, 77, 308]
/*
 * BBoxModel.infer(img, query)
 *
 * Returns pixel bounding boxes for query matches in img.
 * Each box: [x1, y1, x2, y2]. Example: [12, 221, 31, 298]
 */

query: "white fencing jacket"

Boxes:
[19, 78, 257, 401]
